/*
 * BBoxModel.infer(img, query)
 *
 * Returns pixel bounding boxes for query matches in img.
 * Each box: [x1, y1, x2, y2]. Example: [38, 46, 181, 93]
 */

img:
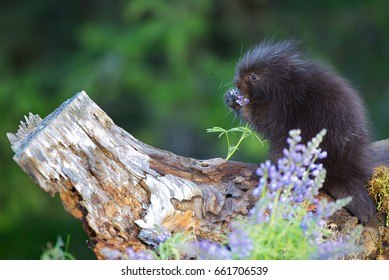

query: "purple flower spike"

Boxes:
[252, 129, 328, 221]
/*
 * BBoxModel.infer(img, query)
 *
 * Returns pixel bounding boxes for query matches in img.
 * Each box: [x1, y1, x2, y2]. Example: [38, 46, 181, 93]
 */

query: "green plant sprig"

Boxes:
[207, 123, 264, 160]
[40, 235, 76, 260]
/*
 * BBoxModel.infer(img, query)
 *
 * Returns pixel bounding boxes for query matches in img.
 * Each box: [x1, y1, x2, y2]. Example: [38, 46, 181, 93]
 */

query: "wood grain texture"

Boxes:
[7, 91, 260, 259]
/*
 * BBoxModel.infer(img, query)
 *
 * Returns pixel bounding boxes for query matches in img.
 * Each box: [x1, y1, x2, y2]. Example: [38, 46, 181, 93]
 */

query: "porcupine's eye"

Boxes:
[250, 73, 258, 81]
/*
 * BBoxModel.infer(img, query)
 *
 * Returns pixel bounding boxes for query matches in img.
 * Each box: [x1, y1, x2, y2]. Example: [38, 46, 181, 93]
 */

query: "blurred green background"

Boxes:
[0, 0, 388, 259]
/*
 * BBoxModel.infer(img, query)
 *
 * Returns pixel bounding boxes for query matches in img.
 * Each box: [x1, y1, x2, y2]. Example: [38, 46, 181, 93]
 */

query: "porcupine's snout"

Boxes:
[224, 88, 249, 112]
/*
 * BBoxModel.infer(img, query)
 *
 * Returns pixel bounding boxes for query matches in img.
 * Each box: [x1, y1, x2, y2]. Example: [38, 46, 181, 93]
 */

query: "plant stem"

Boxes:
[226, 123, 250, 160]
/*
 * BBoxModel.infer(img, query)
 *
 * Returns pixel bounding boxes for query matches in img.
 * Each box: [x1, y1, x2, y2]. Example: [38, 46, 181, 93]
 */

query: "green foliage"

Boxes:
[101, 230, 193, 260]
[242, 198, 360, 260]
[151, 231, 193, 260]
[207, 124, 264, 160]
[40, 235, 76, 260]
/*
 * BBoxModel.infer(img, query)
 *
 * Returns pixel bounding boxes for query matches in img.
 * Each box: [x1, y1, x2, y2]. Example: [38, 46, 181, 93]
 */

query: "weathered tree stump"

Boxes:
[7, 91, 389, 259]
[7, 91, 261, 259]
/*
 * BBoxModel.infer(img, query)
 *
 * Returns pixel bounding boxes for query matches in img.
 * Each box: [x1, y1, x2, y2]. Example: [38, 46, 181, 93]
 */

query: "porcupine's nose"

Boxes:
[224, 88, 242, 111]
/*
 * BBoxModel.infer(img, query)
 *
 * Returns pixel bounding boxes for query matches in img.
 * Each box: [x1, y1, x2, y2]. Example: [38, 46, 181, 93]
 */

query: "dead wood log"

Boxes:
[7, 91, 389, 259]
[7, 91, 259, 259]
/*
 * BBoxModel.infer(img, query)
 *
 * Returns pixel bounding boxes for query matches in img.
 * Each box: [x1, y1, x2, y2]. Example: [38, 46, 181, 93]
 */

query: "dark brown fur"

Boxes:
[225, 40, 376, 224]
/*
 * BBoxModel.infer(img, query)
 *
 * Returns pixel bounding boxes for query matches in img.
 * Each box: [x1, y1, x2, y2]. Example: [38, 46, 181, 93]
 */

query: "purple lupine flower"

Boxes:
[248, 128, 358, 258]
[249, 196, 271, 224]
[299, 196, 352, 241]
[252, 129, 327, 221]
[152, 225, 172, 243]
[129, 248, 153, 260]
[100, 248, 122, 260]
[191, 240, 232, 260]
[313, 238, 346, 260]
[228, 227, 254, 258]
[101, 247, 153, 260]
[310, 229, 362, 260]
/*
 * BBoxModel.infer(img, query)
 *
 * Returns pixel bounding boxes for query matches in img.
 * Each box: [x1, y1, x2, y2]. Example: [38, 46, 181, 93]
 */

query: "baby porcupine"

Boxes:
[224, 40, 376, 224]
